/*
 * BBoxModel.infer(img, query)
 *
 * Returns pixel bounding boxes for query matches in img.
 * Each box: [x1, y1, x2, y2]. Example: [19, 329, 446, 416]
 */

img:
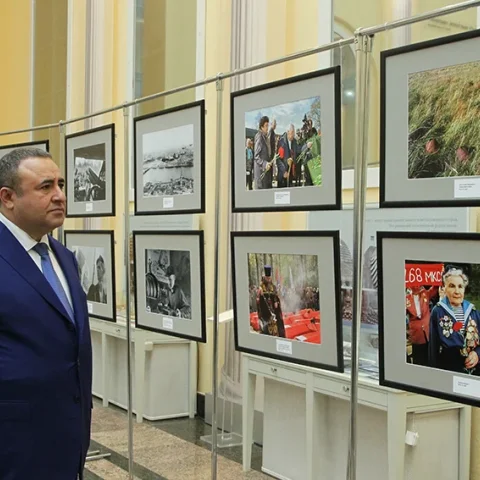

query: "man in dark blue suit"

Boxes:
[0, 148, 93, 480]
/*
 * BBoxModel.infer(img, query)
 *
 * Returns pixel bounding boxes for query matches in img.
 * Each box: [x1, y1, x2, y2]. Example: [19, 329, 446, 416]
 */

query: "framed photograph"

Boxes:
[64, 230, 116, 323]
[133, 230, 206, 342]
[133, 100, 205, 215]
[380, 29, 480, 208]
[378, 231, 480, 406]
[231, 231, 343, 371]
[308, 204, 473, 374]
[0, 139, 49, 160]
[65, 124, 115, 217]
[231, 67, 342, 213]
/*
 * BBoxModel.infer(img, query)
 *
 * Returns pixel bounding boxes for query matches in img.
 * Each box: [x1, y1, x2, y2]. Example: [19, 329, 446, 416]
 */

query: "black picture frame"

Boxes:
[65, 123, 116, 218]
[231, 230, 343, 372]
[133, 230, 206, 343]
[378, 230, 480, 407]
[133, 100, 206, 216]
[380, 29, 480, 209]
[230, 67, 342, 213]
[0, 139, 50, 159]
[64, 229, 117, 323]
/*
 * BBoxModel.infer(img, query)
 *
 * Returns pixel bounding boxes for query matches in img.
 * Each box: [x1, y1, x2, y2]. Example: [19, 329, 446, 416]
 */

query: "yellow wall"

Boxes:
[0, 0, 32, 145]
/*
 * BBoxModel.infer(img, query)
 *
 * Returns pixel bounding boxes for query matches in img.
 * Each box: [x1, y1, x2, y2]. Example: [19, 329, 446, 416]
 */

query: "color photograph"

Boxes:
[244, 96, 322, 191]
[72, 245, 108, 304]
[404, 261, 480, 375]
[144, 248, 192, 320]
[408, 60, 480, 179]
[142, 124, 194, 198]
[73, 143, 106, 202]
[247, 253, 321, 344]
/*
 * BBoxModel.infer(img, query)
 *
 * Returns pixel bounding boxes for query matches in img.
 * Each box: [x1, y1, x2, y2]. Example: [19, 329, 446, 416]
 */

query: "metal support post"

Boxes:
[123, 105, 135, 480]
[211, 74, 224, 480]
[346, 33, 373, 480]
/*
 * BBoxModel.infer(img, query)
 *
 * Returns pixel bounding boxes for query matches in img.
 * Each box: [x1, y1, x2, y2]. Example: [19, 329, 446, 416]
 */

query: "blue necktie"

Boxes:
[33, 243, 75, 322]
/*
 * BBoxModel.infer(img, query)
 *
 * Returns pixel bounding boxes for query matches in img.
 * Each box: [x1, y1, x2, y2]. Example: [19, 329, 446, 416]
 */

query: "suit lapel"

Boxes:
[0, 224, 72, 324]
[49, 236, 85, 337]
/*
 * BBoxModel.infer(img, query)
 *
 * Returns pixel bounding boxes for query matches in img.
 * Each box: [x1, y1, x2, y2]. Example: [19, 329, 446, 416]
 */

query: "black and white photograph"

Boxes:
[380, 29, 480, 208]
[231, 68, 341, 213]
[378, 231, 480, 407]
[73, 245, 107, 303]
[65, 124, 115, 217]
[133, 230, 206, 342]
[142, 124, 194, 198]
[73, 143, 106, 202]
[0, 139, 49, 161]
[64, 230, 116, 322]
[231, 231, 343, 372]
[144, 248, 192, 320]
[134, 101, 205, 215]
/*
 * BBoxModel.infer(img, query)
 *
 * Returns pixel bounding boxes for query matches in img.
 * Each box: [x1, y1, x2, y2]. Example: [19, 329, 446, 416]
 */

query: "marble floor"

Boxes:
[83, 398, 269, 480]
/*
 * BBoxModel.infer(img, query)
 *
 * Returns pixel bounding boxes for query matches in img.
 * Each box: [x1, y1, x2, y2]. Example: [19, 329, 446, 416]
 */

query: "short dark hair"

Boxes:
[259, 116, 269, 130]
[0, 147, 52, 193]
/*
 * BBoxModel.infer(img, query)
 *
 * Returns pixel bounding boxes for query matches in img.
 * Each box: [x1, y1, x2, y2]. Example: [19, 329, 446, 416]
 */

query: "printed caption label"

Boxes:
[276, 339, 292, 355]
[163, 317, 174, 330]
[163, 197, 174, 209]
[453, 376, 480, 399]
[87, 302, 93, 314]
[454, 179, 480, 199]
[86, 203, 93, 212]
[274, 191, 291, 205]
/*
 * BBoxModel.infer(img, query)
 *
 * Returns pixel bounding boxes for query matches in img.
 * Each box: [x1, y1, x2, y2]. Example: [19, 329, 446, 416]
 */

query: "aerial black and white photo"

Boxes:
[72, 245, 108, 304]
[73, 143, 106, 202]
[142, 124, 194, 198]
[144, 248, 192, 320]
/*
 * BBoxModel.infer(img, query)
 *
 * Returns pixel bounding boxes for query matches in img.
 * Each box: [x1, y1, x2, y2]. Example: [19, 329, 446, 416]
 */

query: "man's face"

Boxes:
[287, 128, 295, 141]
[264, 275, 271, 285]
[96, 261, 105, 282]
[168, 274, 176, 289]
[1, 157, 66, 240]
[261, 122, 269, 134]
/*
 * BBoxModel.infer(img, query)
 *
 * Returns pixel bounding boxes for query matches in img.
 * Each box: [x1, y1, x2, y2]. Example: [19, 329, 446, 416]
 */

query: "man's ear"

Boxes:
[0, 187, 15, 210]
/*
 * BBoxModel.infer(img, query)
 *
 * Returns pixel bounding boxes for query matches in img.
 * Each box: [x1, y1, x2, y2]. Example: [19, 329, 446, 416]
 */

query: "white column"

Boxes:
[195, 0, 206, 101]
[318, 0, 334, 69]
[391, 0, 412, 47]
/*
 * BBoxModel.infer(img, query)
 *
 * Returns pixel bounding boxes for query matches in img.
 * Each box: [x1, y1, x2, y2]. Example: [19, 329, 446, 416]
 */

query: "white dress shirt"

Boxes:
[0, 213, 73, 308]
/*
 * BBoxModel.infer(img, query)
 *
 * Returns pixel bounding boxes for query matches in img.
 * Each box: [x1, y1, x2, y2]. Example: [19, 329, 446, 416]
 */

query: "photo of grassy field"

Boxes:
[408, 60, 480, 179]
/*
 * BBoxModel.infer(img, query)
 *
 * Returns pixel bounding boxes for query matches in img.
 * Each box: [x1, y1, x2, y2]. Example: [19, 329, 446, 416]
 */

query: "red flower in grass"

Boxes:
[453, 322, 463, 332]
[278, 146, 285, 159]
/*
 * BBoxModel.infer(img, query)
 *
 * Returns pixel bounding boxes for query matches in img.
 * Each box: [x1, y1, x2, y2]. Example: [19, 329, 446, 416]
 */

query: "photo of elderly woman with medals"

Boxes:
[429, 267, 480, 375]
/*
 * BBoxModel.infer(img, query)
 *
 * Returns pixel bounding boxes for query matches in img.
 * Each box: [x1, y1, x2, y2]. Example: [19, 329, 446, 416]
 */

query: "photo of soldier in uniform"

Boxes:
[72, 246, 107, 304]
[404, 261, 480, 375]
[144, 249, 192, 320]
[408, 60, 480, 179]
[142, 124, 194, 198]
[244, 96, 322, 191]
[247, 253, 321, 344]
[73, 143, 106, 202]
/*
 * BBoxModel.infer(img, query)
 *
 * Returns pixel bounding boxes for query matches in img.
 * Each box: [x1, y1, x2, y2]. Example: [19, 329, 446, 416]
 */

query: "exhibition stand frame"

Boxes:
[1, 2, 480, 479]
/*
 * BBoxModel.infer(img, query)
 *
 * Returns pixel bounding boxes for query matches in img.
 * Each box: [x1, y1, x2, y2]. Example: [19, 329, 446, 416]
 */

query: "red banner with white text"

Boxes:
[405, 263, 444, 288]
